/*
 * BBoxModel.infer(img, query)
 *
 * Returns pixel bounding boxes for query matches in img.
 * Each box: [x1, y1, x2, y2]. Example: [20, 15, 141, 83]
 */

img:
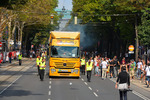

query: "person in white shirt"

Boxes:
[94, 56, 98, 75]
[101, 58, 108, 79]
[137, 59, 143, 78]
[145, 63, 150, 88]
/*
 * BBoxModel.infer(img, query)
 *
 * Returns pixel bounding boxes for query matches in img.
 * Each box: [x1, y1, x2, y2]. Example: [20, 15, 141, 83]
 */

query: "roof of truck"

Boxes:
[50, 31, 80, 39]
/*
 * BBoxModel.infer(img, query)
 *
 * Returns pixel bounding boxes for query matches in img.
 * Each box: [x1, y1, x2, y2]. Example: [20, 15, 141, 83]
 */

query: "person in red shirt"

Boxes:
[9, 51, 12, 63]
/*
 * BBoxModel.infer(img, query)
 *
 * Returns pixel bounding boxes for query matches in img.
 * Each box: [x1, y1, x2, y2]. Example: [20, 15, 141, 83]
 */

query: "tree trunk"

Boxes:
[20, 22, 25, 50]
[12, 21, 17, 51]
[135, 15, 139, 62]
[7, 17, 11, 50]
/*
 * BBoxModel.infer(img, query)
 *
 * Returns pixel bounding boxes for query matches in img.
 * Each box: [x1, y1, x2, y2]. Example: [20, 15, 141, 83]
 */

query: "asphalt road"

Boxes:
[0, 62, 149, 100]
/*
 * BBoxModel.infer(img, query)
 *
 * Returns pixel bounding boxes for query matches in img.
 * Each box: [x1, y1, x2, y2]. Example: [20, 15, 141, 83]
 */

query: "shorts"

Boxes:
[146, 76, 150, 82]
[130, 70, 134, 76]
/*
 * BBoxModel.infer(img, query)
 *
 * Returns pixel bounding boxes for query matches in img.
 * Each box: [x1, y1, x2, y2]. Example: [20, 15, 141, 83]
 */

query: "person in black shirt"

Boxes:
[115, 67, 130, 100]
[109, 59, 114, 78]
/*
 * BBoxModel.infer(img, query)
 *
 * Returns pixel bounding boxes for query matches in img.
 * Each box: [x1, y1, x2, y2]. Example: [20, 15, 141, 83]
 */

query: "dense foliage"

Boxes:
[0, 0, 58, 51]
[72, 0, 150, 58]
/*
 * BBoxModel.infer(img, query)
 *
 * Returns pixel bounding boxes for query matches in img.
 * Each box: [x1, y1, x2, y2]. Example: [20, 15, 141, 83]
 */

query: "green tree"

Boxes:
[138, 10, 150, 46]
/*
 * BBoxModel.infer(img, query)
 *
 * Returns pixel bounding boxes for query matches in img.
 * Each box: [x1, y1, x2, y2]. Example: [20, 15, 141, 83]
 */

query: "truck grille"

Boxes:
[55, 62, 75, 68]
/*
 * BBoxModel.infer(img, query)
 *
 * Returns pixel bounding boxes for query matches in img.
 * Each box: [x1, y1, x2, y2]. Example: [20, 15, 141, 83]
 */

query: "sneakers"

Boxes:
[147, 84, 149, 88]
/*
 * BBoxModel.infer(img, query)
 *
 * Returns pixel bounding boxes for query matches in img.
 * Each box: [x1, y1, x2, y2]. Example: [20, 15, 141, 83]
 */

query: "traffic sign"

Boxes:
[0, 42, 2, 47]
[128, 45, 134, 51]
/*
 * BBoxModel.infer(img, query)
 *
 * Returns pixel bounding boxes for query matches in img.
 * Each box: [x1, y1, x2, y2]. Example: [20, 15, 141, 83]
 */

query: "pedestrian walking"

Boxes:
[94, 56, 98, 75]
[109, 59, 114, 78]
[140, 60, 146, 83]
[39, 59, 46, 81]
[18, 53, 22, 66]
[101, 58, 108, 80]
[100, 58, 104, 77]
[86, 57, 94, 82]
[36, 55, 41, 76]
[145, 63, 150, 88]
[129, 59, 135, 81]
[114, 56, 119, 78]
[120, 61, 128, 72]
[95, 59, 100, 76]
[137, 58, 143, 79]
[81, 56, 86, 75]
[30, 50, 33, 60]
[8, 51, 12, 63]
[115, 67, 130, 100]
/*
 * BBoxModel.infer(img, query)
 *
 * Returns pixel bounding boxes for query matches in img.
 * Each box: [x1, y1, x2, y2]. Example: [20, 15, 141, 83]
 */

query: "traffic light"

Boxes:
[51, 16, 54, 19]
[51, 14, 54, 25]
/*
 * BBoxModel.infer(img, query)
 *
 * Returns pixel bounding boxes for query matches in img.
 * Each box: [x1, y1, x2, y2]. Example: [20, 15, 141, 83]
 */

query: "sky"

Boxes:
[57, 0, 72, 11]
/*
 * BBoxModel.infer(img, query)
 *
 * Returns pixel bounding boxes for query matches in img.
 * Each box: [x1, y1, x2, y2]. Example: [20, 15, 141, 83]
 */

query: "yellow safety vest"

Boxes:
[40, 62, 46, 70]
[18, 54, 22, 60]
[86, 62, 93, 71]
[81, 59, 85, 65]
[36, 58, 40, 65]
[40, 57, 46, 61]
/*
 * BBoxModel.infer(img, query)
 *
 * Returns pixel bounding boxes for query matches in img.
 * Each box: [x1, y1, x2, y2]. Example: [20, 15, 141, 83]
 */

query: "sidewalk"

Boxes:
[0, 58, 28, 68]
[131, 77, 150, 92]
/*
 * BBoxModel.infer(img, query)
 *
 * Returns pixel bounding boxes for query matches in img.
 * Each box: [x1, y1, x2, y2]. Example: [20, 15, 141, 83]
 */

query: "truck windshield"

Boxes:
[51, 46, 79, 58]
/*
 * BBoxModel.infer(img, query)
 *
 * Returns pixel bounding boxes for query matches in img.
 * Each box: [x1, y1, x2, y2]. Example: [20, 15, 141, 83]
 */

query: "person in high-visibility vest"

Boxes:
[39, 58, 46, 81]
[36, 55, 41, 76]
[85, 57, 94, 82]
[40, 54, 46, 62]
[81, 56, 86, 75]
[18, 53, 22, 66]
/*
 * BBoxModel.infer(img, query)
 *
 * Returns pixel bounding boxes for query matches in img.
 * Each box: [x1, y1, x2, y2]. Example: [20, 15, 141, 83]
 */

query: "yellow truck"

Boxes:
[49, 31, 80, 78]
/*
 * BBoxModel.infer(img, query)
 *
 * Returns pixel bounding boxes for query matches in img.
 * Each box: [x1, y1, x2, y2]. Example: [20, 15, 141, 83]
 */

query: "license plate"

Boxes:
[59, 69, 68, 72]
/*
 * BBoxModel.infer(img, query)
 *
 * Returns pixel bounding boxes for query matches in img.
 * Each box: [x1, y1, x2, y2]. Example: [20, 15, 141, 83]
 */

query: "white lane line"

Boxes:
[50, 78, 52, 81]
[0, 75, 22, 95]
[81, 78, 84, 81]
[132, 90, 150, 100]
[93, 92, 98, 97]
[84, 82, 88, 85]
[49, 85, 51, 89]
[48, 99, 51, 100]
[48, 91, 51, 95]
[49, 81, 51, 84]
[88, 87, 92, 90]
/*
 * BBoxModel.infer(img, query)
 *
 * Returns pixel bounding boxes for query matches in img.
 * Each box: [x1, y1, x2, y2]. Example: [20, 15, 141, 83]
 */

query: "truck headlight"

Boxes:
[73, 69, 78, 73]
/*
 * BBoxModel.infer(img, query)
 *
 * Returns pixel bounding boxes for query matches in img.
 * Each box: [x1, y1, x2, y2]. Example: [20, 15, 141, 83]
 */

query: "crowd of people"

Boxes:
[80, 55, 150, 88]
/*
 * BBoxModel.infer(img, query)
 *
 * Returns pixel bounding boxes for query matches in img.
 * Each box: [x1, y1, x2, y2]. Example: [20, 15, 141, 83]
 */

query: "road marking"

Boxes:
[132, 90, 150, 100]
[48, 91, 51, 95]
[49, 85, 51, 89]
[93, 92, 98, 97]
[48, 99, 51, 100]
[81, 78, 84, 81]
[50, 78, 52, 81]
[49, 81, 51, 84]
[88, 87, 92, 90]
[0, 75, 22, 95]
[84, 82, 88, 85]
